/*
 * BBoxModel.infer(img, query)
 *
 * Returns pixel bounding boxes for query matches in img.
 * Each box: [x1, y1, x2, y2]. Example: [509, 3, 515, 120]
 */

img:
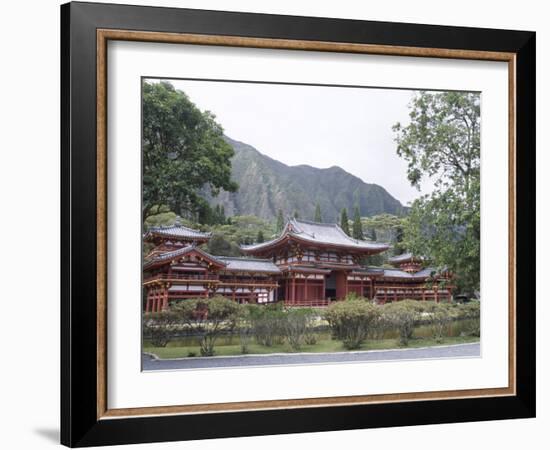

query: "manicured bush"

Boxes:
[143, 310, 178, 347]
[237, 306, 253, 354]
[248, 304, 286, 347]
[381, 301, 418, 346]
[171, 296, 241, 356]
[426, 302, 453, 343]
[324, 299, 380, 350]
[282, 308, 316, 351]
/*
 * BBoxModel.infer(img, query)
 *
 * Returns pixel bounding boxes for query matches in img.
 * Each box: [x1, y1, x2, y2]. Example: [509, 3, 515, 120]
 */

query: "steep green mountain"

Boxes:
[210, 136, 406, 222]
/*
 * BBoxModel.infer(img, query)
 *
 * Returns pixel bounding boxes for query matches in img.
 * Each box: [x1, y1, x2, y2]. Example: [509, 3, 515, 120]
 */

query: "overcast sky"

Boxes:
[151, 78, 436, 205]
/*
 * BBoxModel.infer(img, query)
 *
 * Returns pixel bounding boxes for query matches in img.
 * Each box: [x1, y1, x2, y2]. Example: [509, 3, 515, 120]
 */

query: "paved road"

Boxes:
[142, 342, 480, 371]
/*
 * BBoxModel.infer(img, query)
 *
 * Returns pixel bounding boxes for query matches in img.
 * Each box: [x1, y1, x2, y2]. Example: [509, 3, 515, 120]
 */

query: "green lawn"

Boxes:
[144, 335, 480, 359]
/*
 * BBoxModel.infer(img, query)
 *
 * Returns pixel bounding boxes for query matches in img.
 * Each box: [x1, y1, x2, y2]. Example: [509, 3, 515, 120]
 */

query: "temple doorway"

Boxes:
[325, 270, 348, 300]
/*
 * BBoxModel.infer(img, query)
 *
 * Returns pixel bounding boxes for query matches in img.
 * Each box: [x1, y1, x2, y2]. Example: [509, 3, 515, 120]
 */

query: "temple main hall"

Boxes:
[143, 218, 452, 312]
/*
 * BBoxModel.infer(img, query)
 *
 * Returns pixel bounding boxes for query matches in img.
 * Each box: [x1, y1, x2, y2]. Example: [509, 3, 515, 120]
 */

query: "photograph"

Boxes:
[141, 78, 481, 371]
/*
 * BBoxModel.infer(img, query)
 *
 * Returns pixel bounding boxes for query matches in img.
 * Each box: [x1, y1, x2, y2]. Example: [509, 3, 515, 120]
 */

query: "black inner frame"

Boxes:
[61, 2, 535, 447]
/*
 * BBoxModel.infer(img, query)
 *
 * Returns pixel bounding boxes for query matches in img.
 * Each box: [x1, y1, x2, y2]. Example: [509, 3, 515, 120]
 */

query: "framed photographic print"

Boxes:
[60, 1, 535, 447]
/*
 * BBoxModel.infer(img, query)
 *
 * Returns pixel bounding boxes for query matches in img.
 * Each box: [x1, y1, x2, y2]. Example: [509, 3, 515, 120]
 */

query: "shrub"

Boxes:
[304, 333, 319, 346]
[248, 304, 286, 347]
[426, 303, 452, 343]
[324, 300, 380, 350]
[382, 302, 418, 346]
[457, 301, 480, 319]
[237, 306, 253, 354]
[368, 313, 393, 340]
[282, 308, 316, 351]
[143, 310, 178, 347]
[172, 296, 241, 356]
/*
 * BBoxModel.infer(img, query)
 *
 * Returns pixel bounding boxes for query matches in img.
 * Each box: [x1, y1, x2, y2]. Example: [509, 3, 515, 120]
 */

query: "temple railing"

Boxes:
[284, 299, 330, 307]
[144, 273, 219, 283]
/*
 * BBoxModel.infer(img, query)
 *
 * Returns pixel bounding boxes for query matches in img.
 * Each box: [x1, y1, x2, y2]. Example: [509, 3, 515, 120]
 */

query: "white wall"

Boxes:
[0, 0, 546, 449]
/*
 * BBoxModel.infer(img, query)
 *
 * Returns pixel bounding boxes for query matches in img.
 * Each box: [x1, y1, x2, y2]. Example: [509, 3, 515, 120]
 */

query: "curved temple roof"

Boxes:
[388, 252, 425, 264]
[143, 223, 212, 242]
[242, 218, 389, 254]
[143, 245, 224, 270]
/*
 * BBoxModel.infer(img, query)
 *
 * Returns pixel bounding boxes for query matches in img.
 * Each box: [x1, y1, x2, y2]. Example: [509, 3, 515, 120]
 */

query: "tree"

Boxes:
[352, 206, 364, 240]
[293, 209, 300, 219]
[369, 227, 377, 241]
[340, 208, 350, 235]
[142, 81, 238, 221]
[256, 230, 265, 243]
[314, 203, 322, 222]
[393, 91, 480, 292]
[276, 209, 285, 232]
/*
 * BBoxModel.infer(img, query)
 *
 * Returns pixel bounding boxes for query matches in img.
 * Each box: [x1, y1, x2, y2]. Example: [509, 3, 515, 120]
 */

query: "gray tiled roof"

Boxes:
[381, 267, 436, 279]
[143, 245, 224, 269]
[242, 218, 389, 252]
[388, 252, 414, 263]
[144, 224, 212, 240]
[216, 256, 281, 274]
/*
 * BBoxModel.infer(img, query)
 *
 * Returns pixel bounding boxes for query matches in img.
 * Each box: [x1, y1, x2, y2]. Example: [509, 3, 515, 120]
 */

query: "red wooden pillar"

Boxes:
[162, 286, 169, 310]
[304, 276, 309, 302]
[145, 289, 151, 312]
[291, 277, 296, 304]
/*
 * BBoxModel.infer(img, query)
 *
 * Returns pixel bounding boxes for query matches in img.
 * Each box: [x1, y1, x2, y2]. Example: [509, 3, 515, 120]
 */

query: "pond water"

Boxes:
[157, 318, 480, 347]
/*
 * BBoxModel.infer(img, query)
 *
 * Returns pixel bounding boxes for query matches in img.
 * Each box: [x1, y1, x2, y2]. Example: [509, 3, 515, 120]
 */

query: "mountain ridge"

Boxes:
[209, 136, 406, 221]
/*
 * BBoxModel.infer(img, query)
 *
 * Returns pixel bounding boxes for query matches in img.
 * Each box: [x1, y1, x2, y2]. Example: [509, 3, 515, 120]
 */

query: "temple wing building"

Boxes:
[142, 219, 452, 312]
[241, 218, 389, 306]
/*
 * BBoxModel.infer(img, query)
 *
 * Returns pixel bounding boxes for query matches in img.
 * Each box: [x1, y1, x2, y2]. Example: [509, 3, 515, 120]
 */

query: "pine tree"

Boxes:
[340, 208, 350, 235]
[314, 202, 322, 222]
[393, 225, 404, 254]
[369, 227, 377, 241]
[276, 209, 285, 232]
[352, 206, 363, 240]
[256, 230, 265, 243]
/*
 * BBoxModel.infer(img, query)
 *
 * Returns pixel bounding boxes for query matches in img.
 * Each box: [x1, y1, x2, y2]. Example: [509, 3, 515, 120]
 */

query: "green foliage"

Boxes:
[207, 215, 276, 253]
[381, 301, 418, 346]
[206, 233, 241, 257]
[314, 202, 322, 222]
[142, 81, 237, 221]
[324, 299, 380, 350]
[361, 213, 407, 249]
[256, 230, 265, 243]
[236, 306, 253, 354]
[143, 311, 179, 348]
[171, 296, 241, 356]
[425, 302, 453, 343]
[247, 304, 286, 347]
[340, 208, 350, 235]
[352, 206, 364, 240]
[393, 91, 480, 292]
[282, 308, 317, 351]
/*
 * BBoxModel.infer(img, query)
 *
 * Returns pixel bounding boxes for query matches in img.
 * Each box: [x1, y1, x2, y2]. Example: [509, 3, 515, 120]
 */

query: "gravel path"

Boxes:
[142, 342, 480, 371]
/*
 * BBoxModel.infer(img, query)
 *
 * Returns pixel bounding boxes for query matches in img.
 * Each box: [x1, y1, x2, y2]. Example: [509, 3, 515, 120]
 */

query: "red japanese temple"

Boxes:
[143, 219, 452, 312]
